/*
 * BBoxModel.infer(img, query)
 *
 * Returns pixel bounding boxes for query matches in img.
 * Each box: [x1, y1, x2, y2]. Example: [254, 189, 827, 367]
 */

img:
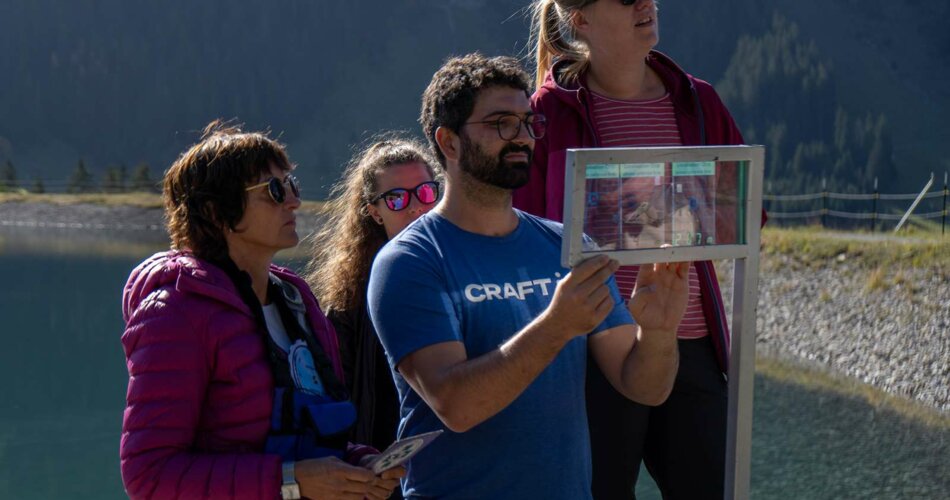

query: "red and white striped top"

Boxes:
[590, 91, 708, 339]
[592, 91, 682, 147]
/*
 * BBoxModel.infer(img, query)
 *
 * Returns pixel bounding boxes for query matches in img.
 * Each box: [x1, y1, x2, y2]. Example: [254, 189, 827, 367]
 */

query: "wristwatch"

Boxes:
[281, 461, 301, 500]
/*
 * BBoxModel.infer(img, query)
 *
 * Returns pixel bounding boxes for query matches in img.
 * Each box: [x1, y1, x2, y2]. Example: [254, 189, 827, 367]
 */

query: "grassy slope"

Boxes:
[761, 225, 950, 272]
[0, 191, 166, 208]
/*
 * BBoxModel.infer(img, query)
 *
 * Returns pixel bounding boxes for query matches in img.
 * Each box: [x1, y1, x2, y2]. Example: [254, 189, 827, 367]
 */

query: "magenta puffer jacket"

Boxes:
[120, 251, 369, 499]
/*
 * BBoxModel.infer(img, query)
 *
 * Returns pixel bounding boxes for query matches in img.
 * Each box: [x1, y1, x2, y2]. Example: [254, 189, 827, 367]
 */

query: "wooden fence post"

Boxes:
[821, 178, 827, 228]
[871, 177, 878, 233]
[942, 172, 948, 236]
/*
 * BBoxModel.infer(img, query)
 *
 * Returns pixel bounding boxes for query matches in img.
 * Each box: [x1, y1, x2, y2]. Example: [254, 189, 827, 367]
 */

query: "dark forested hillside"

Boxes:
[717, 15, 898, 194]
[0, 0, 945, 196]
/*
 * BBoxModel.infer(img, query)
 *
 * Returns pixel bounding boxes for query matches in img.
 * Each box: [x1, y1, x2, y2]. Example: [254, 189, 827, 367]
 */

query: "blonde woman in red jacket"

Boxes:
[515, 2, 751, 499]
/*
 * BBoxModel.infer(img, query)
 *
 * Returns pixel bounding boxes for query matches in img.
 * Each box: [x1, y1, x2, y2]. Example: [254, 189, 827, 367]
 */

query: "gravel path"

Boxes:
[3, 201, 948, 412]
[753, 258, 949, 412]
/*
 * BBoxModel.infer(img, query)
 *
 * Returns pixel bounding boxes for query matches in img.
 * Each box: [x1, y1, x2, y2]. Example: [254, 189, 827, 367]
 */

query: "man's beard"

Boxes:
[459, 134, 532, 190]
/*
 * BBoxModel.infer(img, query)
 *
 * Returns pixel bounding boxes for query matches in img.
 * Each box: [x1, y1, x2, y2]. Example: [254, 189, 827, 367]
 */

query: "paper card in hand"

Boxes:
[364, 430, 444, 475]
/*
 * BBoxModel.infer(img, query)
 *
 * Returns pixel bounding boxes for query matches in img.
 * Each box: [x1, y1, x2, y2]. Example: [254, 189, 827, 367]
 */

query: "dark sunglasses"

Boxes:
[245, 174, 300, 204]
[371, 181, 440, 211]
[582, 0, 639, 6]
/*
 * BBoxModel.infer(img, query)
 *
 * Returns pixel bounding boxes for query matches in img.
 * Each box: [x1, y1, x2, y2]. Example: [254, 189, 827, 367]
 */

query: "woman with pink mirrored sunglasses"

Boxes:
[307, 138, 440, 499]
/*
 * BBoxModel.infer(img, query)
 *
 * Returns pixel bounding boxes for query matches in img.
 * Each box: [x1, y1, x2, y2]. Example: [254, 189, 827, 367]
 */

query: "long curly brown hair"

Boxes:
[306, 136, 438, 312]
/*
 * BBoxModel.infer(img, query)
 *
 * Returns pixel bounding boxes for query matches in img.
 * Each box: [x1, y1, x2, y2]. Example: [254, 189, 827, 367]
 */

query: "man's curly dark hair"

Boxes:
[420, 53, 531, 168]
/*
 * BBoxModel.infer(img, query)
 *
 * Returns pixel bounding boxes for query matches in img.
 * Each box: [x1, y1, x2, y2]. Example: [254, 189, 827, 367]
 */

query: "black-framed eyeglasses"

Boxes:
[245, 174, 300, 204]
[371, 181, 441, 211]
[463, 113, 547, 141]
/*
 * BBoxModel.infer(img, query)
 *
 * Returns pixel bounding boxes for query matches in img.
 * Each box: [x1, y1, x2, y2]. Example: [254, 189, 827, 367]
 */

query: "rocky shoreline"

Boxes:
[752, 261, 948, 412]
[2, 201, 948, 414]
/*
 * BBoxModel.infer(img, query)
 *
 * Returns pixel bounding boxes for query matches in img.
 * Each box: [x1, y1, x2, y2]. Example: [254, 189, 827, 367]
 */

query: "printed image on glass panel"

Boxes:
[583, 163, 622, 250]
[582, 160, 747, 251]
[669, 161, 716, 247]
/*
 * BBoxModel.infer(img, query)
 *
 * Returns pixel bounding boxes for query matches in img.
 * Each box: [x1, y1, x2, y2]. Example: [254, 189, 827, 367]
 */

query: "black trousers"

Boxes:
[588, 337, 727, 500]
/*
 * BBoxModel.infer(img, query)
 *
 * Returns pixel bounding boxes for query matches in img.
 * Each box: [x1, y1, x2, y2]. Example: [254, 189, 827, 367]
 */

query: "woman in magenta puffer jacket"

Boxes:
[120, 121, 403, 500]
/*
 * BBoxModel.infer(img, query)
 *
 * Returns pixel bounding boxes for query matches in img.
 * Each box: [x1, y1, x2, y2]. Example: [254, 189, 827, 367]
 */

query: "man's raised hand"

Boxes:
[542, 255, 621, 341]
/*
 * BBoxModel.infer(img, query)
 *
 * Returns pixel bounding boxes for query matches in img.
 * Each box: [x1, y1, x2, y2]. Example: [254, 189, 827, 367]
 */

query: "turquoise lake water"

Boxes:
[0, 241, 946, 499]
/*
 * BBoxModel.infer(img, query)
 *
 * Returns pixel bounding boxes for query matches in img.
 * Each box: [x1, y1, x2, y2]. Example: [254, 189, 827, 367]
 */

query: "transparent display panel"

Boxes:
[562, 146, 763, 267]
[583, 160, 748, 251]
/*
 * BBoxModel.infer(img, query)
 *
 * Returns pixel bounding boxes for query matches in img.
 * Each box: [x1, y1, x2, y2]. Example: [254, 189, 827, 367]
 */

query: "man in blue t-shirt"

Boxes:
[367, 53, 690, 499]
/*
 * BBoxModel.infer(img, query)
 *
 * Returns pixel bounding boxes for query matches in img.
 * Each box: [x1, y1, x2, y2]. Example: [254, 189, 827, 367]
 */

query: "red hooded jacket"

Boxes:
[514, 51, 760, 373]
[120, 251, 372, 499]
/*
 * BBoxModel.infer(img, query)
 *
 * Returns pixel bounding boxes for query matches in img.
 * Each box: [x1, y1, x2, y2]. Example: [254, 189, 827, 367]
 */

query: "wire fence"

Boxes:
[764, 173, 949, 234]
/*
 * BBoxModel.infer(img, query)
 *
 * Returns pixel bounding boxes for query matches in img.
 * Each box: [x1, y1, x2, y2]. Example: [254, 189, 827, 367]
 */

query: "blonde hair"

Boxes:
[531, 0, 593, 89]
[306, 137, 438, 312]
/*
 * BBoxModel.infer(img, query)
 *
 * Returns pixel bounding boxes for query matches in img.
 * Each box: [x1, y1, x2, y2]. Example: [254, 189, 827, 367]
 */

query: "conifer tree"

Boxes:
[68, 160, 94, 193]
[0, 160, 16, 191]
[101, 165, 127, 193]
[865, 117, 895, 186]
[131, 163, 156, 192]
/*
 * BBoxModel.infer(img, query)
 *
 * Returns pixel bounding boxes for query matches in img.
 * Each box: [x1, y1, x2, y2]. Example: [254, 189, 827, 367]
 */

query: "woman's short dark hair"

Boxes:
[419, 53, 531, 168]
[163, 120, 292, 261]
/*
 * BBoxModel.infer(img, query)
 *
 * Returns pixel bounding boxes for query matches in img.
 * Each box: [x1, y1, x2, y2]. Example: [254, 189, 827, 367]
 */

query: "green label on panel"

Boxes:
[620, 163, 664, 178]
[586, 163, 620, 179]
[672, 161, 715, 177]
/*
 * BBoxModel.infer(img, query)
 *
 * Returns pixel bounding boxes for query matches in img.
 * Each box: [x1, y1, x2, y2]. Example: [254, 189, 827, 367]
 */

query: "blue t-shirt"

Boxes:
[367, 209, 633, 499]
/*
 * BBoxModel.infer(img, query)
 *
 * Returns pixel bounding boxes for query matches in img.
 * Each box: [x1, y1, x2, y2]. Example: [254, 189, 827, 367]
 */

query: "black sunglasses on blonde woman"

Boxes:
[582, 0, 640, 6]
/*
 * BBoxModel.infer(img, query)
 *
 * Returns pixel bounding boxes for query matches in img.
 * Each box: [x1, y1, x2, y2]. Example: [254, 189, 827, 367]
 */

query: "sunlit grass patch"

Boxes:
[0, 191, 165, 207]
[761, 226, 950, 274]
[865, 267, 888, 293]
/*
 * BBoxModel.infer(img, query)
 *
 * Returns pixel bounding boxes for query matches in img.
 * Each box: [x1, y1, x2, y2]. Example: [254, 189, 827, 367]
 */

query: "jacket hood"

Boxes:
[122, 250, 346, 383]
[539, 50, 698, 117]
[122, 251, 240, 322]
[122, 250, 320, 324]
